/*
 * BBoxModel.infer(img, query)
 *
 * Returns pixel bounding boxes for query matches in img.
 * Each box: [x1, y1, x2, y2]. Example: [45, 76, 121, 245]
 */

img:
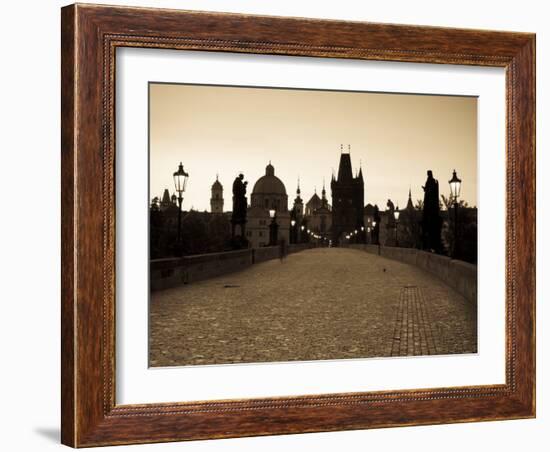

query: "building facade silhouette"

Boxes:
[246, 163, 290, 248]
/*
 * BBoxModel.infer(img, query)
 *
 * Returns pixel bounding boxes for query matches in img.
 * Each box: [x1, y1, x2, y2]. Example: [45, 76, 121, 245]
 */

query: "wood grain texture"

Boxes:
[60, 3, 536, 447]
[60, 5, 76, 447]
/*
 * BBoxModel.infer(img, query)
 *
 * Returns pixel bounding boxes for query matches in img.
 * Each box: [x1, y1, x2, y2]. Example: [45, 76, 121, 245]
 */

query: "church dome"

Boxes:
[211, 177, 222, 190]
[252, 163, 287, 195]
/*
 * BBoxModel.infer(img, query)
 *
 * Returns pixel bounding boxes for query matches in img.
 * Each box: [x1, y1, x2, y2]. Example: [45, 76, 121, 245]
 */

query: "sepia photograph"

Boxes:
[148, 82, 478, 367]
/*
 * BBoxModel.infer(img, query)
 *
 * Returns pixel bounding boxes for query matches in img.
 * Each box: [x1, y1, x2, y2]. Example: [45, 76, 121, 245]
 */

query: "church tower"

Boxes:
[331, 145, 365, 243]
[293, 179, 304, 217]
[406, 187, 415, 211]
[210, 175, 224, 214]
[321, 180, 329, 209]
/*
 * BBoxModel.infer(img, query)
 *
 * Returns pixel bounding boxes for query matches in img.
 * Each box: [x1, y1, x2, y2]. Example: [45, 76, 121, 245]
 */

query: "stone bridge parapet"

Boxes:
[349, 244, 477, 304]
[151, 243, 312, 291]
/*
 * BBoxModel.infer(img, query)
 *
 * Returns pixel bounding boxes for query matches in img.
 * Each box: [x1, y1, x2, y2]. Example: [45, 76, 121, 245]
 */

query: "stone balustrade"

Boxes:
[349, 244, 477, 304]
[150, 243, 312, 291]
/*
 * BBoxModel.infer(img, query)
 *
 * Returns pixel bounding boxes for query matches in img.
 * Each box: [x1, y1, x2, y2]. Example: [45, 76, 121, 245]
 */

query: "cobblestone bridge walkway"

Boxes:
[150, 248, 477, 367]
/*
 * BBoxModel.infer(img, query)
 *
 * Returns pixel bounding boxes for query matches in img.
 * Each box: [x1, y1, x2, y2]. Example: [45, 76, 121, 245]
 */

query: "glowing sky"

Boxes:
[149, 83, 477, 211]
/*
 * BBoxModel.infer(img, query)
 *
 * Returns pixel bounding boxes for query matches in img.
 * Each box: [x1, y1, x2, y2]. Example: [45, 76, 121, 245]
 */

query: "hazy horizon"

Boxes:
[149, 83, 477, 212]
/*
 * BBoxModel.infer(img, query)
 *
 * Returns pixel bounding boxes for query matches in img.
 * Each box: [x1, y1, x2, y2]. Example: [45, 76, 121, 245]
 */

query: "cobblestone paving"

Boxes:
[390, 286, 439, 357]
[150, 248, 477, 367]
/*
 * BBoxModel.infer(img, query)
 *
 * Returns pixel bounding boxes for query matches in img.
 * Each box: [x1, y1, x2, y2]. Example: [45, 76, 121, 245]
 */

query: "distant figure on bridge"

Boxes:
[231, 173, 248, 248]
[421, 170, 442, 253]
[279, 238, 287, 262]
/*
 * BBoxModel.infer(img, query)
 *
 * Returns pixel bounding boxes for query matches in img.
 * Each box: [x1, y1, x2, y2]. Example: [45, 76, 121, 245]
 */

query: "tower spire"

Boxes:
[406, 185, 414, 210]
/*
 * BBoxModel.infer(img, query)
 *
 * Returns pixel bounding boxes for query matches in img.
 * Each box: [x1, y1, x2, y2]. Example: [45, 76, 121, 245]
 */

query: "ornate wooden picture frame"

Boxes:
[61, 3, 535, 447]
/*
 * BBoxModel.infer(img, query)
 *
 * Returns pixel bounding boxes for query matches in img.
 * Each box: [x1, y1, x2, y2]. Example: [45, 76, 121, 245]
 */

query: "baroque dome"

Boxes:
[211, 177, 222, 190]
[252, 163, 287, 195]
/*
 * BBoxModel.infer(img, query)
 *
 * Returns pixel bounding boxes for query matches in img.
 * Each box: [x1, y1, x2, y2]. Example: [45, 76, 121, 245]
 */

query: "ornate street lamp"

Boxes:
[173, 162, 189, 255]
[269, 209, 278, 246]
[449, 169, 462, 258]
[449, 169, 462, 201]
[393, 205, 400, 247]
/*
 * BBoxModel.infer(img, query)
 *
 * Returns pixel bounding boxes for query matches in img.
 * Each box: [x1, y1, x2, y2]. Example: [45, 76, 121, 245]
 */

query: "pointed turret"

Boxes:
[406, 186, 414, 210]
[321, 179, 329, 209]
[293, 178, 304, 217]
[162, 189, 171, 204]
[336, 153, 353, 182]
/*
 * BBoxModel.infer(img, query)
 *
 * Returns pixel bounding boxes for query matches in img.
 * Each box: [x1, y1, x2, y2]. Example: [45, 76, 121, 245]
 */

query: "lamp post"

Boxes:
[449, 169, 462, 259]
[173, 162, 189, 255]
[290, 219, 296, 244]
[300, 224, 305, 243]
[372, 220, 377, 245]
[393, 206, 400, 247]
[269, 209, 278, 246]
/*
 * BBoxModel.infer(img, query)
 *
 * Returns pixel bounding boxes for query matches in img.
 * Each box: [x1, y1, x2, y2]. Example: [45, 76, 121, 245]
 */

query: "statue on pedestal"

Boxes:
[421, 170, 442, 253]
[231, 173, 248, 248]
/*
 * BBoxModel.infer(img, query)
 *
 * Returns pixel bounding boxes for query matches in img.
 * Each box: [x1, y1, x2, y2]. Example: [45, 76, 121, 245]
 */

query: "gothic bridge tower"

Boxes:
[331, 145, 364, 244]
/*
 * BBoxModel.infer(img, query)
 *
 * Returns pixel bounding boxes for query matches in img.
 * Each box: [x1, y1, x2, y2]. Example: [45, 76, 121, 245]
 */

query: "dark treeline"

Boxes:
[384, 200, 477, 264]
[150, 203, 232, 259]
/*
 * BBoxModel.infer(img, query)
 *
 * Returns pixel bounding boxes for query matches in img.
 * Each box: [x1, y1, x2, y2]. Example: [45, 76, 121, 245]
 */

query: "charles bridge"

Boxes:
[149, 246, 477, 366]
